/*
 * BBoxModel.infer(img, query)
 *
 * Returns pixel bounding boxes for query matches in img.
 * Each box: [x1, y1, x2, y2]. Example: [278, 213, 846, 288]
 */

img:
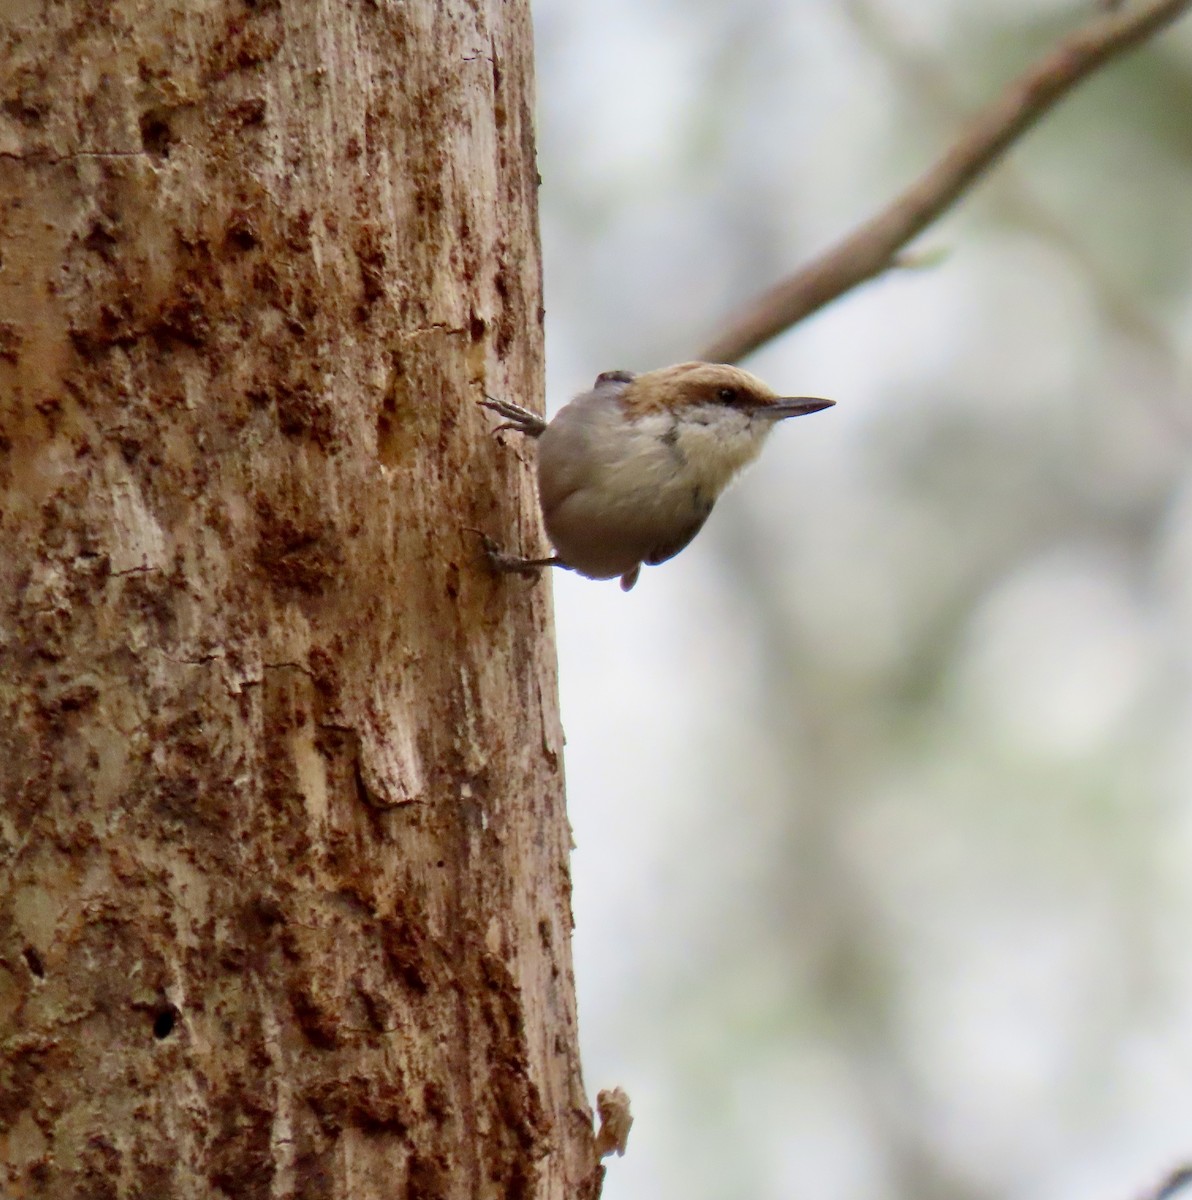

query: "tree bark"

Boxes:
[0, 2, 595, 1198]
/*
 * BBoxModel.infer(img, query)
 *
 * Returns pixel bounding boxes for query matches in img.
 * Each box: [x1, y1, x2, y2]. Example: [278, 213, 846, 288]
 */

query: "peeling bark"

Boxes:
[0, 2, 596, 1197]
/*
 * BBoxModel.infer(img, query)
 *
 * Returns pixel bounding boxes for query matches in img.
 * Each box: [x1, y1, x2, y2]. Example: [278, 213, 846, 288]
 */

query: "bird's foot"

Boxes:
[475, 532, 562, 579]
[479, 395, 548, 439]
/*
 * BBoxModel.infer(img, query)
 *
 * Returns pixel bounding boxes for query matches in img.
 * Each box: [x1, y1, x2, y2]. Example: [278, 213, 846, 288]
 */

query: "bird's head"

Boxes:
[618, 361, 834, 426]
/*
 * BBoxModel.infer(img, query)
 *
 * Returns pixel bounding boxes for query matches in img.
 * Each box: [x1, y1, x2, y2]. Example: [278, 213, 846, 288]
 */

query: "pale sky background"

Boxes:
[531, 3, 1192, 1199]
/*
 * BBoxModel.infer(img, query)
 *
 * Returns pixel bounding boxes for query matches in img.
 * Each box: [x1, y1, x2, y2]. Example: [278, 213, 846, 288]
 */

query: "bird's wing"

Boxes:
[643, 507, 712, 566]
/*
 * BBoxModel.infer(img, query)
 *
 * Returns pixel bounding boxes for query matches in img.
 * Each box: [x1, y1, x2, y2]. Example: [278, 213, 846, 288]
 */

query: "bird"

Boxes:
[480, 361, 834, 591]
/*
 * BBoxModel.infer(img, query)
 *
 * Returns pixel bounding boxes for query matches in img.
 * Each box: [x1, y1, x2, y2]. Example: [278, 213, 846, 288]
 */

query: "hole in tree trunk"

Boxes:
[153, 1007, 177, 1040]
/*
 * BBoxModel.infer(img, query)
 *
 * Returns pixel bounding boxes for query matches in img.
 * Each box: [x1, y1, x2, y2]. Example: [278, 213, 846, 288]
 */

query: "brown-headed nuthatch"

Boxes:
[481, 362, 834, 591]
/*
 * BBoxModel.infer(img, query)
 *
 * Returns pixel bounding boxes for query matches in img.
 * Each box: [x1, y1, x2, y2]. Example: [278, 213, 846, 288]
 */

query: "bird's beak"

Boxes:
[764, 397, 836, 420]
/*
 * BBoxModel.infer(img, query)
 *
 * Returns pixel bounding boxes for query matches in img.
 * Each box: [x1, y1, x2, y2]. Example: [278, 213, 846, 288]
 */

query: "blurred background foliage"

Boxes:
[531, 2, 1192, 1199]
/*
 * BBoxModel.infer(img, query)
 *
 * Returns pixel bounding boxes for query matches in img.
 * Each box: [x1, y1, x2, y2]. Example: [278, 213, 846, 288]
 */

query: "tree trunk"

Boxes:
[0, 2, 596, 1197]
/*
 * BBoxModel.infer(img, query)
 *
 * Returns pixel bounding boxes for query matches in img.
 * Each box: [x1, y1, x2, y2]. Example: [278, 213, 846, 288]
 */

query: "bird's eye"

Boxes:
[716, 387, 739, 404]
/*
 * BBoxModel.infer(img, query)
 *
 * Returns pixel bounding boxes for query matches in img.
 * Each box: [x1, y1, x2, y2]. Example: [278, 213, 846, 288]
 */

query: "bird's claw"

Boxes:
[473, 531, 553, 579]
[479, 395, 548, 438]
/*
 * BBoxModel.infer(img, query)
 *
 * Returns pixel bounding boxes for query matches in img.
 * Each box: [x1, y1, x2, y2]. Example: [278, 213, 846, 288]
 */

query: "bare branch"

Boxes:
[699, 0, 1192, 365]
[846, 0, 1192, 446]
[1142, 1165, 1192, 1200]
